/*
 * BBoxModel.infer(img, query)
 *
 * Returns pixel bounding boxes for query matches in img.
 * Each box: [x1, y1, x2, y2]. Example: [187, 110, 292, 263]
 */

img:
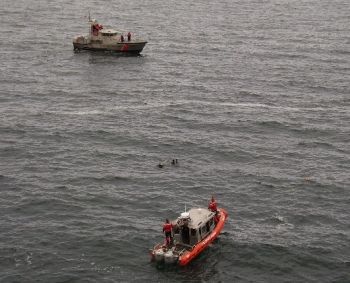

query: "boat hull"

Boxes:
[73, 41, 147, 54]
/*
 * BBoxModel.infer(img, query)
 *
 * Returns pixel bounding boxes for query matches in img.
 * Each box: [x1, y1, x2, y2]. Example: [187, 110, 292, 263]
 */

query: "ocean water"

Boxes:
[0, 0, 349, 282]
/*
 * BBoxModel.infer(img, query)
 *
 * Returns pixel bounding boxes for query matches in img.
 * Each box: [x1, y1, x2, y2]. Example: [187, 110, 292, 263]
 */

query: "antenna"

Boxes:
[185, 204, 186, 212]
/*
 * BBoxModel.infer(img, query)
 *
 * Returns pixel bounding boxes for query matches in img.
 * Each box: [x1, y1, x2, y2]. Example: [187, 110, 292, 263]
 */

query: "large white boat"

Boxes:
[73, 17, 147, 54]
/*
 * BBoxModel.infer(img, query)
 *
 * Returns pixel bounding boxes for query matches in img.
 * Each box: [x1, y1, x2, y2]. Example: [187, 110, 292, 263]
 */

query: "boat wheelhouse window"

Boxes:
[209, 218, 214, 227]
[102, 33, 116, 37]
[206, 222, 210, 232]
[190, 229, 196, 236]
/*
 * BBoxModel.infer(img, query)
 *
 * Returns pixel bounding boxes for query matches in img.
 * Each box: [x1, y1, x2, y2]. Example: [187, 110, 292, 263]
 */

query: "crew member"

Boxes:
[127, 32, 131, 41]
[120, 34, 124, 42]
[163, 219, 173, 246]
[209, 196, 220, 224]
[208, 196, 217, 213]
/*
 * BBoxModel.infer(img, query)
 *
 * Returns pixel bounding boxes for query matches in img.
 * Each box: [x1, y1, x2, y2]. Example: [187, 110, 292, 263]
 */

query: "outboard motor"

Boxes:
[154, 248, 165, 262]
[164, 250, 175, 264]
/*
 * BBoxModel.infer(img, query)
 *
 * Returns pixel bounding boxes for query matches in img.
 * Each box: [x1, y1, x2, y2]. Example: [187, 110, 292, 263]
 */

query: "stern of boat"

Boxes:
[150, 243, 180, 265]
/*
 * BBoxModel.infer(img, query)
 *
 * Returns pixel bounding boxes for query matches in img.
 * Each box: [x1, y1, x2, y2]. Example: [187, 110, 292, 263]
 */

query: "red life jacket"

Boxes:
[163, 223, 172, 233]
[209, 201, 217, 212]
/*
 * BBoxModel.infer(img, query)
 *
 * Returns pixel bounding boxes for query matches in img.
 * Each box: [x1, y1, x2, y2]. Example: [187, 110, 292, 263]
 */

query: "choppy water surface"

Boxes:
[0, 0, 349, 282]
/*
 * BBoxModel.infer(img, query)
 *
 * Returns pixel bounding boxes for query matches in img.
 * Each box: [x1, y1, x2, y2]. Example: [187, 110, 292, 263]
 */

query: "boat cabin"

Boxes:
[173, 208, 216, 247]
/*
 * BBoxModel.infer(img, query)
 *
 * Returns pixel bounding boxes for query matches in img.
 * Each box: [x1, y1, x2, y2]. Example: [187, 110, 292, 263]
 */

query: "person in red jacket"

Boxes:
[208, 196, 217, 213]
[209, 196, 220, 224]
[163, 218, 173, 246]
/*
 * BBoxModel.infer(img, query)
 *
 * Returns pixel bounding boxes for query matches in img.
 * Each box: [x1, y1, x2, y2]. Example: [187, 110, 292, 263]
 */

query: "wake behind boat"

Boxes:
[73, 16, 147, 54]
[150, 197, 228, 266]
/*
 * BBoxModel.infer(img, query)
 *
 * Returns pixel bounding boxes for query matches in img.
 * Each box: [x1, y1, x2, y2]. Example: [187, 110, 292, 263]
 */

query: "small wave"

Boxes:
[0, 126, 26, 135]
[62, 109, 104, 116]
[257, 120, 286, 129]
[41, 100, 345, 118]
[256, 181, 276, 189]
[331, 49, 350, 56]
[259, 213, 295, 229]
[291, 125, 338, 137]
[69, 175, 130, 183]
[192, 101, 344, 113]
[54, 185, 68, 190]
[292, 212, 339, 226]
[15, 197, 84, 215]
[297, 141, 337, 150]
[238, 90, 262, 98]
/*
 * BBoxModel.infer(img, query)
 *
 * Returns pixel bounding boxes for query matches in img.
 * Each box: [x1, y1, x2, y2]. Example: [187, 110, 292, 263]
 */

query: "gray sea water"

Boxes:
[1, 0, 350, 282]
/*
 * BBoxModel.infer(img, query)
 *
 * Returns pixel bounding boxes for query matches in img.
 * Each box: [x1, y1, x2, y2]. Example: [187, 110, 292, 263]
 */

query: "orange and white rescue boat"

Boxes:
[150, 205, 228, 266]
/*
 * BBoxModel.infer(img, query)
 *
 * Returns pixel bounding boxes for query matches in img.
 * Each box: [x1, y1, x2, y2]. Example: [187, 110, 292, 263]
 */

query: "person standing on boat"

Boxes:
[163, 219, 173, 246]
[127, 32, 131, 41]
[209, 196, 220, 224]
[208, 196, 217, 213]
